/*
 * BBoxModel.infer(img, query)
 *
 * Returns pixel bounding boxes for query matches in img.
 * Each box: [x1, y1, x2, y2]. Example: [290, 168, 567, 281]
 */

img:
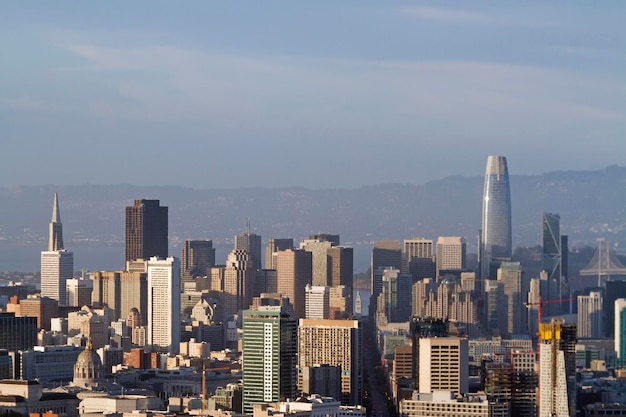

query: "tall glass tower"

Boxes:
[480, 156, 512, 279]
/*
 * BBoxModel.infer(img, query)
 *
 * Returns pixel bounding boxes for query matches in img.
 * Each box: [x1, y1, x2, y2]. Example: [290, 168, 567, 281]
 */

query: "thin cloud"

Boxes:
[398, 6, 561, 28]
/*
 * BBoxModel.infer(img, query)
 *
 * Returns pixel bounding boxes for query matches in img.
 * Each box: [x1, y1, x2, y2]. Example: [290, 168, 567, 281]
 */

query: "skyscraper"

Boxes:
[480, 156, 512, 279]
[543, 212, 565, 315]
[234, 222, 262, 269]
[577, 291, 603, 339]
[125, 199, 168, 262]
[371, 240, 402, 302]
[147, 256, 180, 354]
[265, 238, 294, 270]
[223, 250, 256, 315]
[180, 240, 215, 289]
[327, 246, 353, 288]
[418, 337, 469, 395]
[298, 318, 363, 405]
[242, 306, 297, 413]
[276, 249, 312, 318]
[497, 261, 523, 336]
[41, 193, 73, 306]
[436, 236, 466, 278]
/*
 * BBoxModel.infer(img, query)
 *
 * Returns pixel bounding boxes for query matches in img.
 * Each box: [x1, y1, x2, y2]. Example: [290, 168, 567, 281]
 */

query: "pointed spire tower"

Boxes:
[48, 192, 64, 251]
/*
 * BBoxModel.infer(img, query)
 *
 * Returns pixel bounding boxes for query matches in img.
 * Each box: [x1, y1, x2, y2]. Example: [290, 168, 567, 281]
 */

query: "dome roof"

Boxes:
[73, 339, 104, 389]
[440, 276, 458, 287]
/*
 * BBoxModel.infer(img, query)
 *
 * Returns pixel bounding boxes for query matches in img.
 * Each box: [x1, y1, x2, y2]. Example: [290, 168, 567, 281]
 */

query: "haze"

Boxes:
[2, 1, 625, 188]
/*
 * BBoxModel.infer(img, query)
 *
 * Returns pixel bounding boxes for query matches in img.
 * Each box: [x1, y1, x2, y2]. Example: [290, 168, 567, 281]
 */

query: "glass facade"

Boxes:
[481, 156, 512, 279]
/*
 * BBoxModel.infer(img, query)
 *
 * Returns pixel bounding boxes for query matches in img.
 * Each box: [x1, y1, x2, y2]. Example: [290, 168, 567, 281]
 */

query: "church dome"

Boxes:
[73, 339, 104, 389]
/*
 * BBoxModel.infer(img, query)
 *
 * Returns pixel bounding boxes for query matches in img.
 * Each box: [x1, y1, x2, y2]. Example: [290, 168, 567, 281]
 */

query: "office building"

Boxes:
[18, 295, 58, 331]
[242, 307, 297, 413]
[265, 238, 294, 270]
[615, 298, 626, 366]
[298, 318, 362, 405]
[234, 223, 262, 269]
[147, 256, 180, 354]
[329, 285, 352, 319]
[305, 285, 330, 319]
[223, 250, 256, 315]
[300, 365, 342, 402]
[404, 238, 433, 260]
[328, 246, 354, 288]
[404, 238, 436, 280]
[418, 337, 468, 395]
[91, 270, 148, 325]
[0, 313, 37, 351]
[497, 261, 523, 336]
[66, 277, 93, 307]
[371, 241, 402, 301]
[578, 291, 603, 339]
[309, 233, 340, 245]
[301, 238, 334, 286]
[41, 193, 73, 306]
[378, 269, 412, 324]
[436, 237, 466, 278]
[180, 240, 215, 290]
[604, 280, 626, 338]
[411, 317, 450, 390]
[542, 213, 563, 315]
[276, 249, 312, 318]
[480, 156, 512, 279]
[125, 199, 168, 262]
[400, 391, 509, 417]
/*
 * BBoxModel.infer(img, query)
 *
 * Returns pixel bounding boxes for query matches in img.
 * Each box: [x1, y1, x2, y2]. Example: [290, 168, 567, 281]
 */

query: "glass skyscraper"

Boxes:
[480, 155, 512, 279]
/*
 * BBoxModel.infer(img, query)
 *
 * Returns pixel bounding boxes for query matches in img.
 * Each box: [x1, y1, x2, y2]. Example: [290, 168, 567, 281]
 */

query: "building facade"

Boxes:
[147, 256, 180, 354]
[125, 199, 168, 262]
[480, 155, 512, 279]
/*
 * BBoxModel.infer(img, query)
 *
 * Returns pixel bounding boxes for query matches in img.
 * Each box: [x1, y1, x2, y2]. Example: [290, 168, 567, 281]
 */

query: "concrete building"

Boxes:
[276, 249, 312, 318]
[265, 239, 294, 270]
[91, 270, 148, 324]
[301, 239, 334, 287]
[234, 225, 262, 269]
[180, 240, 215, 290]
[0, 313, 37, 351]
[399, 390, 509, 417]
[147, 256, 181, 354]
[125, 199, 168, 262]
[497, 261, 524, 336]
[327, 246, 353, 289]
[578, 291, 603, 339]
[298, 318, 362, 405]
[371, 241, 402, 302]
[417, 337, 468, 395]
[615, 298, 626, 366]
[435, 236, 466, 278]
[242, 307, 298, 413]
[66, 277, 93, 307]
[305, 285, 330, 319]
[16, 295, 58, 330]
[223, 250, 256, 315]
[0, 380, 79, 417]
[18, 345, 84, 381]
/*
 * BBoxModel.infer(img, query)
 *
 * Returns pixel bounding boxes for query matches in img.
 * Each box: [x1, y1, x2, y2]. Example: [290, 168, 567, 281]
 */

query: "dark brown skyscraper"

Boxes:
[125, 199, 168, 262]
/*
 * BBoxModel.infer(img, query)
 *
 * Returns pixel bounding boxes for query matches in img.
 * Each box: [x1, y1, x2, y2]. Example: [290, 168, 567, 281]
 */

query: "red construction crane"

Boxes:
[524, 295, 576, 334]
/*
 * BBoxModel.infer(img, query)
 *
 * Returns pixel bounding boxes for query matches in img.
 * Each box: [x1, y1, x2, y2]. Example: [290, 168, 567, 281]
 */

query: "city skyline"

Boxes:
[2, 2, 625, 189]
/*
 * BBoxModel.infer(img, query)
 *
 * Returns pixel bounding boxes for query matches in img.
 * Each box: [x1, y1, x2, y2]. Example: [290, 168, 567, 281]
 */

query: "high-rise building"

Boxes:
[418, 337, 469, 395]
[234, 224, 262, 270]
[41, 193, 73, 306]
[66, 277, 93, 308]
[147, 256, 180, 354]
[300, 239, 334, 286]
[404, 238, 433, 260]
[125, 199, 168, 262]
[480, 156, 512, 279]
[242, 307, 297, 413]
[539, 319, 576, 417]
[309, 233, 340, 246]
[371, 240, 402, 301]
[180, 240, 215, 290]
[436, 237, 467, 278]
[327, 246, 353, 289]
[276, 249, 312, 318]
[91, 270, 148, 324]
[543, 212, 567, 316]
[305, 285, 330, 319]
[223, 250, 256, 315]
[578, 291, 603, 339]
[0, 313, 37, 351]
[265, 239, 294, 270]
[604, 280, 626, 338]
[18, 295, 58, 331]
[411, 316, 450, 390]
[377, 269, 413, 324]
[615, 298, 626, 366]
[298, 318, 362, 405]
[497, 261, 523, 336]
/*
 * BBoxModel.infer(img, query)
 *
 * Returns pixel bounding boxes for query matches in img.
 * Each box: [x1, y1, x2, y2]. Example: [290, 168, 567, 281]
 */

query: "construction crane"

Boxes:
[524, 295, 576, 334]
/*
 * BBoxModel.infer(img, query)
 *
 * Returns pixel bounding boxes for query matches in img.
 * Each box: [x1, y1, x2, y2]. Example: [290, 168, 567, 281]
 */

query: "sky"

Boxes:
[1, 1, 625, 189]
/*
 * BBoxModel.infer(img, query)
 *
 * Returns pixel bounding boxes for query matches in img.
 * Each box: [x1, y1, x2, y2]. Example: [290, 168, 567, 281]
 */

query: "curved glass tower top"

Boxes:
[481, 155, 512, 278]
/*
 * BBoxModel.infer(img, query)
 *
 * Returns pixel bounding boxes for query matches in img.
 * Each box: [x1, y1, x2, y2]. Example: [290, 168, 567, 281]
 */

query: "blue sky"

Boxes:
[2, 2, 625, 188]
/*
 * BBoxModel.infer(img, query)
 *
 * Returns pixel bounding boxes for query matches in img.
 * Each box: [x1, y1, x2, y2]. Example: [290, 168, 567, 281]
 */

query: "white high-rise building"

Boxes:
[578, 291, 603, 339]
[436, 236, 466, 277]
[539, 320, 570, 417]
[418, 337, 468, 395]
[40, 193, 73, 306]
[305, 284, 330, 319]
[147, 256, 180, 355]
[404, 238, 433, 259]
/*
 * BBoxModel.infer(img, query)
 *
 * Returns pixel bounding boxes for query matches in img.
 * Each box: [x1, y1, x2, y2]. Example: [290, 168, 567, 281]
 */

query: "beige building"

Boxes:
[223, 250, 255, 314]
[399, 391, 509, 417]
[435, 237, 466, 277]
[298, 318, 362, 405]
[277, 249, 312, 318]
[418, 337, 468, 395]
[91, 270, 148, 325]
